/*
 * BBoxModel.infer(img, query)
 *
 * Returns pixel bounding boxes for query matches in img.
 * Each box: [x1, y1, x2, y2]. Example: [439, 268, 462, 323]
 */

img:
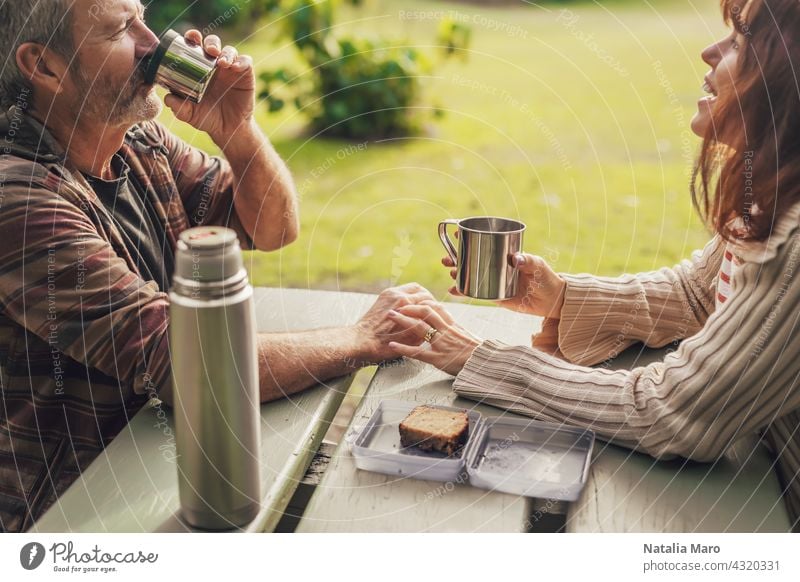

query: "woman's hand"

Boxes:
[164, 30, 255, 145]
[386, 300, 482, 376]
[443, 252, 567, 318]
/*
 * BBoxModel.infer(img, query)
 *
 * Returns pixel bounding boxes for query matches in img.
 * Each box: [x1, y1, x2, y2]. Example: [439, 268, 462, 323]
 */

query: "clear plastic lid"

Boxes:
[465, 416, 594, 501]
[350, 400, 594, 501]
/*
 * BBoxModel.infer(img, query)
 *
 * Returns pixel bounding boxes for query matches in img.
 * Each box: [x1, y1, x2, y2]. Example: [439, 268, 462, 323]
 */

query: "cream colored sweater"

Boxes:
[453, 203, 800, 531]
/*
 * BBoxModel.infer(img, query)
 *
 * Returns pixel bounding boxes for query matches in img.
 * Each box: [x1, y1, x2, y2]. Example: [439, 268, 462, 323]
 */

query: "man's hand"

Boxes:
[353, 283, 437, 363]
[161, 30, 299, 252]
[164, 30, 255, 144]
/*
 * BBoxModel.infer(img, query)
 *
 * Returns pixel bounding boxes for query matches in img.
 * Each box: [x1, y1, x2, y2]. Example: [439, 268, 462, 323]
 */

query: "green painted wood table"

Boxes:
[565, 347, 792, 533]
[297, 312, 791, 533]
[296, 302, 544, 532]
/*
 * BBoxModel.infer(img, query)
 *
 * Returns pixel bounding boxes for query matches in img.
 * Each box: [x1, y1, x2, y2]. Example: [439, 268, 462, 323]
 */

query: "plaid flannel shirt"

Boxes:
[0, 106, 253, 532]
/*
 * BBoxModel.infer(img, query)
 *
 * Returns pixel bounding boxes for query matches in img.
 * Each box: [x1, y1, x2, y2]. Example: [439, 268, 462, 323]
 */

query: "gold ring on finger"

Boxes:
[423, 327, 439, 343]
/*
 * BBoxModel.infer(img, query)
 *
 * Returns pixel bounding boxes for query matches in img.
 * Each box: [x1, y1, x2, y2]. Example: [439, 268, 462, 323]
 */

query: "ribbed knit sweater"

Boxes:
[453, 202, 800, 532]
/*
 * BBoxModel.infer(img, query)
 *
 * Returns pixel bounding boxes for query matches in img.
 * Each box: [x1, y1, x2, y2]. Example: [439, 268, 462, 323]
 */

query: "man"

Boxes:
[0, 0, 429, 532]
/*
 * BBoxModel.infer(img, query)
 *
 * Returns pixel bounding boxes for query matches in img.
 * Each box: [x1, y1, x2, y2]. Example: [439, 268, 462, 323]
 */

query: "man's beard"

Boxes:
[72, 64, 162, 127]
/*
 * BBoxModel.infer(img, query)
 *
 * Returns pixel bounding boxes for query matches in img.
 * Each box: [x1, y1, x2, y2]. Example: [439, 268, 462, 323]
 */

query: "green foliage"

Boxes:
[146, 0, 469, 139]
[437, 18, 472, 59]
[144, 0, 278, 34]
[260, 37, 433, 139]
[258, 0, 470, 140]
[162, 0, 715, 294]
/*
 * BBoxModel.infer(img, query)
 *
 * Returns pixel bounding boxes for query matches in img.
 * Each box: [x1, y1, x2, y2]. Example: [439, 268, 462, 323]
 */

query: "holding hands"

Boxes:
[355, 283, 437, 363]
[385, 300, 482, 376]
[378, 246, 567, 376]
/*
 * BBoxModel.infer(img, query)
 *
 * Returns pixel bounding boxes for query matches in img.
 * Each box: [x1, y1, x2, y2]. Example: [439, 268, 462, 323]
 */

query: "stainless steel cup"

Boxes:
[438, 216, 526, 301]
[143, 30, 218, 103]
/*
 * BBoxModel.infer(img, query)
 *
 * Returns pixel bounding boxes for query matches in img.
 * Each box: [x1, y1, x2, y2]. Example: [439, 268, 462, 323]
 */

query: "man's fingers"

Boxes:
[448, 285, 463, 297]
[441, 256, 455, 267]
[390, 282, 435, 304]
[203, 34, 222, 56]
[393, 290, 434, 306]
[164, 94, 194, 122]
[218, 45, 239, 66]
[184, 29, 203, 46]
[395, 282, 429, 294]
[450, 268, 457, 280]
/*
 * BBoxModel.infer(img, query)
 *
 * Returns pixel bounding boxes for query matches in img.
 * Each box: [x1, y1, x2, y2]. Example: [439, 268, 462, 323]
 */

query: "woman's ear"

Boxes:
[15, 43, 70, 98]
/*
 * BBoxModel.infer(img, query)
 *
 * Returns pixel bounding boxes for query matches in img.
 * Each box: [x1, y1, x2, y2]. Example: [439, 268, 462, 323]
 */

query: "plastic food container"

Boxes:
[349, 400, 595, 501]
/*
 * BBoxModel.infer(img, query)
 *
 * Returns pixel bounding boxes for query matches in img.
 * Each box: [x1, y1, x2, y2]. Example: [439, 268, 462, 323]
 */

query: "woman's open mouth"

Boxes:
[702, 76, 718, 98]
[698, 79, 717, 107]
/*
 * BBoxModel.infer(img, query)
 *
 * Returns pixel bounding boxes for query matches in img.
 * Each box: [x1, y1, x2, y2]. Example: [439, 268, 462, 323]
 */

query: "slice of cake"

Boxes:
[399, 406, 469, 456]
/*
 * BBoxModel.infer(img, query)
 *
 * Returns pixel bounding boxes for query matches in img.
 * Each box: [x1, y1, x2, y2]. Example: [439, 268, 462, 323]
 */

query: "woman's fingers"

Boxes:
[419, 299, 456, 325]
[388, 341, 437, 365]
[396, 303, 449, 331]
[386, 309, 434, 341]
[513, 252, 550, 273]
[442, 256, 457, 279]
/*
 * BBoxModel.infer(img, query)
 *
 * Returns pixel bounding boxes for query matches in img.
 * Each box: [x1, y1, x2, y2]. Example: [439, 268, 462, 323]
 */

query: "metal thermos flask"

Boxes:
[143, 29, 218, 103]
[169, 227, 261, 530]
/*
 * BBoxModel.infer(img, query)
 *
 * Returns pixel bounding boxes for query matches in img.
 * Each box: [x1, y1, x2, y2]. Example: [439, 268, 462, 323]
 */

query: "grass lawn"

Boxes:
[157, 0, 728, 298]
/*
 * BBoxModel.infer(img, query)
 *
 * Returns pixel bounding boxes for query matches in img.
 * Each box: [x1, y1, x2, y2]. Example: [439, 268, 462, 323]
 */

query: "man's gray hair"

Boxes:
[0, 0, 75, 110]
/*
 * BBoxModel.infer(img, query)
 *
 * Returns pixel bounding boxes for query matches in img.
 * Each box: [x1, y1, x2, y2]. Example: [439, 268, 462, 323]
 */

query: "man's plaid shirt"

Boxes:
[0, 106, 253, 531]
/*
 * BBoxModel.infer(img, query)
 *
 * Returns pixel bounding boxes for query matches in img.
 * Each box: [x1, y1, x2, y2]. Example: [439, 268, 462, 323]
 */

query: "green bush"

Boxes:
[263, 35, 434, 139]
[259, 0, 468, 140]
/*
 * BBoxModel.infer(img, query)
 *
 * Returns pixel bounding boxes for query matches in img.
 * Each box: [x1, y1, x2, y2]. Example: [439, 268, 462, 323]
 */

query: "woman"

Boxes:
[386, 0, 800, 531]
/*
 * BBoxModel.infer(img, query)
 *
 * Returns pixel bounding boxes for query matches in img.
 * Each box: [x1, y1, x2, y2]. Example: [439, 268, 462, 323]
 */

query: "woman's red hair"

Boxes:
[692, 0, 800, 241]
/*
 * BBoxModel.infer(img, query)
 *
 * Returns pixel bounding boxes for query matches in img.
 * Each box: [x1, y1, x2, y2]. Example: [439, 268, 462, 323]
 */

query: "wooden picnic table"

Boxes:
[33, 287, 378, 533]
[565, 348, 792, 533]
[296, 302, 542, 532]
[34, 288, 792, 533]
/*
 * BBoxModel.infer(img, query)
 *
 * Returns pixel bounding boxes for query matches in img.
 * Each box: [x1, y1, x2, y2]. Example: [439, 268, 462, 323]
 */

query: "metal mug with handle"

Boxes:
[438, 216, 526, 301]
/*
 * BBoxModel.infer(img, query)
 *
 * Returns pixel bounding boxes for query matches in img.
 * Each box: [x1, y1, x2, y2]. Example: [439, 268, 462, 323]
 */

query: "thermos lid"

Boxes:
[175, 227, 245, 283]
[143, 29, 180, 85]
